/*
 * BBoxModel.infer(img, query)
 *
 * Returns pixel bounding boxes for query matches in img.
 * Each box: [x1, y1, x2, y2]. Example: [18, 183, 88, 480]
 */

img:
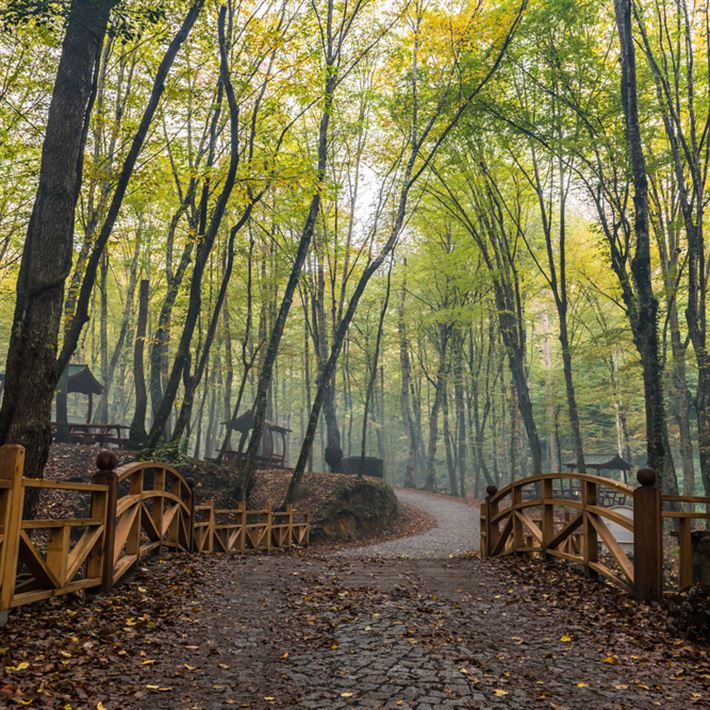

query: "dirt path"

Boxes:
[339, 488, 479, 558]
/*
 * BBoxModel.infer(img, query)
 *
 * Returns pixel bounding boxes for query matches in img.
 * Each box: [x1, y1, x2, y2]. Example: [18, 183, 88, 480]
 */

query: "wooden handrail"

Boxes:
[113, 460, 191, 487]
[0, 445, 310, 621]
[482, 468, 663, 601]
[489, 472, 633, 505]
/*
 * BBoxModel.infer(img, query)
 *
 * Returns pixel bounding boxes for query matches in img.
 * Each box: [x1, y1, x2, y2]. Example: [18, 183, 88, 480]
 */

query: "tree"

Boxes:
[0, 0, 116, 480]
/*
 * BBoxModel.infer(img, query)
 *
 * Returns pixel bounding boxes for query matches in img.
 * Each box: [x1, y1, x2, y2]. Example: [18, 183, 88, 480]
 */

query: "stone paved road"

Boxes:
[339, 488, 479, 559]
[109, 488, 709, 710]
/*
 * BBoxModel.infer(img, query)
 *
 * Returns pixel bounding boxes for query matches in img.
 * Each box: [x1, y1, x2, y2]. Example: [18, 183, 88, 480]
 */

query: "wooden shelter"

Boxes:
[563, 454, 633, 505]
[220, 411, 291, 468]
[564, 454, 633, 482]
[1, 363, 103, 423]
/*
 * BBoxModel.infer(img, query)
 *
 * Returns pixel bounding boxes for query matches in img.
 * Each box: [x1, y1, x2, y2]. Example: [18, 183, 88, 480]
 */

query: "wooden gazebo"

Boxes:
[1, 363, 103, 423]
[564, 454, 633, 483]
[220, 410, 291, 468]
[63, 364, 104, 422]
[563, 454, 633, 506]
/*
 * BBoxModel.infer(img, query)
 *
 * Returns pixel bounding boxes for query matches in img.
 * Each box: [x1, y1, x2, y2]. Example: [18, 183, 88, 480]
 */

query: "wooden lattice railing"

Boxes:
[661, 494, 710, 591]
[0, 446, 108, 614]
[0, 445, 310, 619]
[94, 455, 194, 590]
[193, 501, 310, 553]
[481, 468, 710, 601]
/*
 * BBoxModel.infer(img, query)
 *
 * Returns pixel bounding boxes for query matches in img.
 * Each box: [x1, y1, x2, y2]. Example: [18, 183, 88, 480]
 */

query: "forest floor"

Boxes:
[1, 488, 710, 708]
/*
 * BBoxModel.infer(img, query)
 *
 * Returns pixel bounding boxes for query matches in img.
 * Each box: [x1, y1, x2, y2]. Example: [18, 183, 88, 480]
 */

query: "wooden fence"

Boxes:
[481, 467, 710, 601]
[0, 445, 310, 619]
[193, 501, 309, 554]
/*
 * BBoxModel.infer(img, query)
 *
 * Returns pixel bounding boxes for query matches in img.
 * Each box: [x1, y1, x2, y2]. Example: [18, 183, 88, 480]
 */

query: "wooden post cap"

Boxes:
[486, 485, 498, 497]
[637, 467, 656, 486]
[96, 450, 118, 471]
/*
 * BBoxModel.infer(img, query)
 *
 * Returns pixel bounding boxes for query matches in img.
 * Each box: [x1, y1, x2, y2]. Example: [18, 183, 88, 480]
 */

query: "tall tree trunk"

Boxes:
[96, 251, 109, 423]
[0, 0, 114, 480]
[129, 279, 150, 445]
[243, 36, 338, 495]
[398, 263, 417, 488]
[614, 0, 676, 491]
[359, 264, 392, 476]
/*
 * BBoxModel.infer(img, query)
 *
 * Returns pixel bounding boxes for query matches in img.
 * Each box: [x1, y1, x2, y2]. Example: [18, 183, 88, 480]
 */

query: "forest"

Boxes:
[0, 0, 708, 501]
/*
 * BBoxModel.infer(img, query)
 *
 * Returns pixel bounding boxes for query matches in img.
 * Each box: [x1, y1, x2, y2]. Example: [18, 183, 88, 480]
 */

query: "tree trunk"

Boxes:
[129, 280, 149, 445]
[0, 0, 114, 480]
[398, 263, 417, 488]
[614, 0, 676, 491]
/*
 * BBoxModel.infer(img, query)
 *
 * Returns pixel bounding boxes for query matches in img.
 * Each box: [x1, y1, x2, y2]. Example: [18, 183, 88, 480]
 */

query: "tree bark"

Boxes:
[129, 279, 149, 445]
[0, 0, 114, 480]
[614, 0, 676, 490]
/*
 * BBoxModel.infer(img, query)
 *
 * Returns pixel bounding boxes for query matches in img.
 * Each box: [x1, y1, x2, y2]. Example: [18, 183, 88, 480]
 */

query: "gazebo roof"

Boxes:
[564, 454, 632, 471]
[65, 364, 103, 395]
[0, 363, 103, 395]
[222, 411, 291, 434]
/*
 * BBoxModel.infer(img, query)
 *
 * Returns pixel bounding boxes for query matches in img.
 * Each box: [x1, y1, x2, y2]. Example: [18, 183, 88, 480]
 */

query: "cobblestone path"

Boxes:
[111, 490, 708, 709]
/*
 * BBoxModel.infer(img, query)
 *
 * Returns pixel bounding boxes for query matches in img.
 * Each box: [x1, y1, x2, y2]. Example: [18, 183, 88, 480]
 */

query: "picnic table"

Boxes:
[53, 423, 130, 447]
[218, 449, 286, 468]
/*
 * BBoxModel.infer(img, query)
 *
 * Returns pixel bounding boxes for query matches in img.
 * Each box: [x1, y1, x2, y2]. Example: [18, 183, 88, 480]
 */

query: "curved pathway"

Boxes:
[340, 487, 479, 558]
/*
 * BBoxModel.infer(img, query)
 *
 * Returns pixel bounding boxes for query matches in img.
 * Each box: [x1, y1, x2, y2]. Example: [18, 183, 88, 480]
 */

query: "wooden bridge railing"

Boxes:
[193, 501, 310, 553]
[0, 445, 310, 619]
[93, 453, 194, 590]
[481, 468, 675, 601]
[661, 494, 710, 591]
[0, 445, 109, 616]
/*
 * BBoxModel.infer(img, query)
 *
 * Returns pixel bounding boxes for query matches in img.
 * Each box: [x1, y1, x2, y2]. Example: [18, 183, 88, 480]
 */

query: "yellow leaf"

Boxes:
[560, 634, 572, 642]
[280, 652, 289, 660]
[493, 689, 508, 697]
[340, 692, 354, 698]
[264, 697, 275, 702]
[141, 660, 156, 665]
[59, 651, 72, 658]
[614, 684, 629, 690]
[8, 661, 29, 671]
[184, 663, 196, 671]
[602, 655, 618, 665]
[97, 703, 106, 710]
[19, 701, 33, 706]
[146, 685, 160, 690]
[576, 682, 589, 688]
[330, 643, 338, 650]
[138, 587, 148, 593]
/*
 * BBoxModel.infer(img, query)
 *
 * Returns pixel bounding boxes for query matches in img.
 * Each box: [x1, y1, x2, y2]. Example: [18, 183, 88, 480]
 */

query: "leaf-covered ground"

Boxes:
[1, 550, 709, 708]
[8, 449, 709, 707]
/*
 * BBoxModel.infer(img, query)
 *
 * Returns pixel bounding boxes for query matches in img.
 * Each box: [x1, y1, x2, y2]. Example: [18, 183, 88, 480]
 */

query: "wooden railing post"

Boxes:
[266, 505, 273, 553]
[0, 445, 26, 622]
[512, 485, 523, 550]
[185, 478, 196, 553]
[92, 451, 118, 593]
[633, 467, 662, 601]
[542, 478, 554, 556]
[484, 485, 498, 557]
[239, 501, 246, 553]
[287, 504, 294, 546]
[582, 479, 598, 576]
